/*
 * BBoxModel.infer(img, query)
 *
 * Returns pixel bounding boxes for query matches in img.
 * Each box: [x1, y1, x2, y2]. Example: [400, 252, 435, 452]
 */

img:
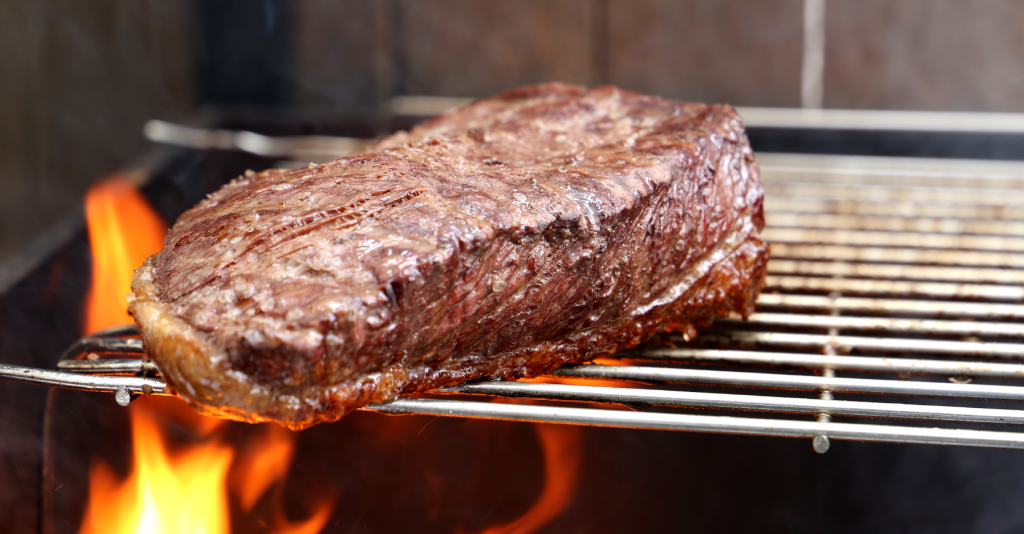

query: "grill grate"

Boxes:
[376, 153, 1024, 451]
[8, 152, 1024, 451]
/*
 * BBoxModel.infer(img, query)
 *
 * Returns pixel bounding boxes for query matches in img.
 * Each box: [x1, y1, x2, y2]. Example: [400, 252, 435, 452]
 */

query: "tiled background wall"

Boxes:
[3, 0, 1024, 261]
[824, 0, 1024, 111]
[293, 0, 806, 109]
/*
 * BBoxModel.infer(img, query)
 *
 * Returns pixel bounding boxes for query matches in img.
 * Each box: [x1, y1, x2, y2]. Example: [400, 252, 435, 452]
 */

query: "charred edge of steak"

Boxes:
[131, 256, 411, 425]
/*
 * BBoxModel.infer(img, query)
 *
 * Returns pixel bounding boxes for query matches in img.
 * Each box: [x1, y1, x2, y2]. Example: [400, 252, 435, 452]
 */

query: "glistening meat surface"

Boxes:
[129, 83, 768, 429]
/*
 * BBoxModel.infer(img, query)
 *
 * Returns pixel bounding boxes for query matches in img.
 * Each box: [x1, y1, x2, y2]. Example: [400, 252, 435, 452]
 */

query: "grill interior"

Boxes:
[40, 151, 1024, 451]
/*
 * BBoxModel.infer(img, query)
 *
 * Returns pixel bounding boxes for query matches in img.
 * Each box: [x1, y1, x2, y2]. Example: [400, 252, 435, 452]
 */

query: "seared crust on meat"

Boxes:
[129, 83, 768, 429]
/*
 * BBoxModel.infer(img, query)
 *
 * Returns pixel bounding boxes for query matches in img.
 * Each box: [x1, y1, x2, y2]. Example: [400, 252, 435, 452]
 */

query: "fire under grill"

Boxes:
[6, 151, 1024, 452]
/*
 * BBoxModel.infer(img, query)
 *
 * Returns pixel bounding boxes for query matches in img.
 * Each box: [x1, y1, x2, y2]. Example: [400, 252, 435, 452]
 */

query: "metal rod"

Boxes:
[745, 110, 1024, 133]
[766, 227, 1024, 253]
[442, 380, 1024, 425]
[762, 169, 1024, 190]
[58, 337, 145, 362]
[0, 363, 169, 395]
[723, 312, 1024, 338]
[760, 161, 1024, 183]
[692, 330, 1024, 359]
[554, 364, 1024, 402]
[643, 348, 1024, 379]
[766, 196, 1024, 221]
[365, 398, 1024, 449]
[766, 275, 1024, 300]
[764, 182, 1024, 206]
[768, 259, 1024, 285]
[58, 359, 160, 375]
[755, 293, 1024, 320]
[144, 120, 371, 159]
[770, 243, 1024, 269]
[813, 291, 842, 453]
[767, 211, 1024, 237]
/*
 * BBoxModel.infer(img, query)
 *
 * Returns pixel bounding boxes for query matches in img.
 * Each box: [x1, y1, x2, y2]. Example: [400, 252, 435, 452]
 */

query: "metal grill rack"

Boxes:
[7, 152, 1024, 451]
[377, 153, 1024, 451]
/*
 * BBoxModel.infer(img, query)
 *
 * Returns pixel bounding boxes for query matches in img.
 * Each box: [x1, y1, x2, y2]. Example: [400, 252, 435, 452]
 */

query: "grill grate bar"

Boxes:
[763, 182, 1024, 205]
[366, 398, 1024, 449]
[754, 159, 1024, 187]
[769, 243, 1024, 268]
[765, 227, 1024, 252]
[691, 330, 1024, 359]
[756, 293, 1024, 319]
[59, 358, 159, 375]
[440, 380, 1024, 425]
[639, 348, 1024, 379]
[767, 197, 1024, 220]
[767, 212, 1024, 236]
[768, 259, 1024, 285]
[721, 312, 1024, 338]
[765, 275, 1024, 300]
[553, 364, 1024, 402]
[0, 362, 166, 396]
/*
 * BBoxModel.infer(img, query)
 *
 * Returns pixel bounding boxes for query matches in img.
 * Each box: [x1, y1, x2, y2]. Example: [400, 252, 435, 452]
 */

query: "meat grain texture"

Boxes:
[129, 83, 768, 429]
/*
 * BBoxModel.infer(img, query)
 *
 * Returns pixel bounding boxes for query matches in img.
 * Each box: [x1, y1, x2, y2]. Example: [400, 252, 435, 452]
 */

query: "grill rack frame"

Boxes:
[8, 152, 1024, 452]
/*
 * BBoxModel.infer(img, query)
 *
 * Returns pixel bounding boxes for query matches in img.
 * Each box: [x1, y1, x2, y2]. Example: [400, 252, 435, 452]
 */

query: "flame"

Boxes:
[474, 358, 626, 533]
[476, 424, 582, 534]
[77, 400, 332, 534]
[80, 177, 332, 534]
[230, 424, 333, 534]
[78, 403, 235, 534]
[83, 175, 167, 334]
[233, 425, 295, 512]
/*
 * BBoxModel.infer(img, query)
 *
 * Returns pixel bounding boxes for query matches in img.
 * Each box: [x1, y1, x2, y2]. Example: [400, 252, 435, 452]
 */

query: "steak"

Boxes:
[129, 83, 768, 429]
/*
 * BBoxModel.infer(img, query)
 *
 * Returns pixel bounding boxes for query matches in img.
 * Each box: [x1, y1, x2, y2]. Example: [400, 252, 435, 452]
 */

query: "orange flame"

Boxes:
[233, 425, 295, 512]
[476, 424, 582, 534]
[230, 424, 333, 534]
[78, 403, 235, 534]
[83, 175, 167, 334]
[80, 176, 332, 534]
[78, 400, 333, 534]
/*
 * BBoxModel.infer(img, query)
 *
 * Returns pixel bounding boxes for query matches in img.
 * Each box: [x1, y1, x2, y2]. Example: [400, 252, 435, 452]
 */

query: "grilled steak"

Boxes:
[129, 83, 768, 429]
